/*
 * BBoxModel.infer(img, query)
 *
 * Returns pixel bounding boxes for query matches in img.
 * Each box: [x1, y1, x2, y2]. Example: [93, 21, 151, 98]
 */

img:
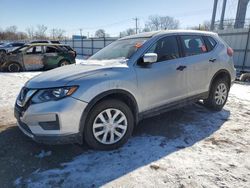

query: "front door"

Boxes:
[23, 46, 44, 70]
[135, 35, 188, 112]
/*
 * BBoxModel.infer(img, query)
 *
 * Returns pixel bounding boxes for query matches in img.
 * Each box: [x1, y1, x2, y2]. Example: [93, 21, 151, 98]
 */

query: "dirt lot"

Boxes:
[0, 72, 249, 188]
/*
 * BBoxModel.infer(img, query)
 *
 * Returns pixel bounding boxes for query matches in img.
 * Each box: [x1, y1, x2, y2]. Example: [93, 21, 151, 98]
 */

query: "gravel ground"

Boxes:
[0, 72, 249, 188]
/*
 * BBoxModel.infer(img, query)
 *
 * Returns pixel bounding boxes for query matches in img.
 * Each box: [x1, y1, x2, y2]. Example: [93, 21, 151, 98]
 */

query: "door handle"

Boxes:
[209, 58, 216, 62]
[176, 65, 187, 71]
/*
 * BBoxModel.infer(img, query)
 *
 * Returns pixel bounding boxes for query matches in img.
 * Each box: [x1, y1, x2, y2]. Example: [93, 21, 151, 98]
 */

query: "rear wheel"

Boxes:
[6, 62, 22, 72]
[84, 99, 134, 150]
[204, 78, 229, 111]
[58, 59, 70, 67]
[240, 73, 250, 82]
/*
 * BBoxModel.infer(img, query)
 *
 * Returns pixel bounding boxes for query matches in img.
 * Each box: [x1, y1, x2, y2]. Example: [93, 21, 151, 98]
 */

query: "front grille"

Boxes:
[16, 87, 36, 108]
[15, 106, 33, 135]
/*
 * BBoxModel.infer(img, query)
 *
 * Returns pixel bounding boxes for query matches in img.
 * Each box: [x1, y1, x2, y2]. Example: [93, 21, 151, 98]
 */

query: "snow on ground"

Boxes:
[0, 70, 249, 187]
[0, 72, 41, 108]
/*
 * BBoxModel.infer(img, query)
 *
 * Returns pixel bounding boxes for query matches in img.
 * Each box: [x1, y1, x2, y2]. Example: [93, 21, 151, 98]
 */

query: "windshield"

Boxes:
[89, 38, 149, 60]
[11, 45, 30, 53]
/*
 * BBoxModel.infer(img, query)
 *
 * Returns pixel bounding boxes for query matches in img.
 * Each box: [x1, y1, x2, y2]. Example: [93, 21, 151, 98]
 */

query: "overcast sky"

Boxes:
[0, 0, 248, 37]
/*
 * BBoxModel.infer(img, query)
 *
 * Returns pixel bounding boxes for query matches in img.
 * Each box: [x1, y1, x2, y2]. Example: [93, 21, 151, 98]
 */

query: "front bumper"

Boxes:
[17, 120, 80, 144]
[15, 96, 88, 144]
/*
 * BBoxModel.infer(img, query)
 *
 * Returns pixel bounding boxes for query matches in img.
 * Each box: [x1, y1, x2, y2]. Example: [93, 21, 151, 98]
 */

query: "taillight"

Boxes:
[227, 47, 234, 57]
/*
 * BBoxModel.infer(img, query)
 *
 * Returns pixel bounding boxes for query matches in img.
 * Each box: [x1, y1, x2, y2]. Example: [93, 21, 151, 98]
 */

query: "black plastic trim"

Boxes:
[139, 92, 209, 120]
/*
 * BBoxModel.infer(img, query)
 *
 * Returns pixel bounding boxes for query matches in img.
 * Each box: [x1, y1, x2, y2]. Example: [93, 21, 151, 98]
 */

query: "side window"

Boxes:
[45, 46, 60, 53]
[26, 46, 42, 54]
[26, 47, 35, 54]
[180, 35, 207, 57]
[35, 46, 42, 54]
[147, 36, 180, 62]
[203, 36, 217, 52]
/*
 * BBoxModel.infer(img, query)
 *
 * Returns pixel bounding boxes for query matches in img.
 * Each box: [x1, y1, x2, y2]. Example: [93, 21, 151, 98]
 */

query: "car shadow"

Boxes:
[0, 103, 230, 187]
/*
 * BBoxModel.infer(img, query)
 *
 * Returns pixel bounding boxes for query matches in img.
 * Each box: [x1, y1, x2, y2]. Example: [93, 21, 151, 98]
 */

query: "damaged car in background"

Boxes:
[0, 43, 76, 72]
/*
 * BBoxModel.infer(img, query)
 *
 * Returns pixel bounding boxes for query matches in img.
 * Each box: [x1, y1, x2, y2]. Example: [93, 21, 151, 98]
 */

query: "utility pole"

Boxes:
[134, 17, 139, 34]
[211, 0, 218, 30]
[219, 0, 227, 30]
[79, 28, 83, 38]
[235, 0, 250, 28]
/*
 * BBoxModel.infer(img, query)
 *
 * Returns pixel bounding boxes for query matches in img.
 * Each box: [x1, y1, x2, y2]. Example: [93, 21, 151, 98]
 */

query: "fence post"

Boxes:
[104, 37, 106, 47]
[91, 38, 94, 55]
[242, 26, 250, 71]
[81, 37, 83, 56]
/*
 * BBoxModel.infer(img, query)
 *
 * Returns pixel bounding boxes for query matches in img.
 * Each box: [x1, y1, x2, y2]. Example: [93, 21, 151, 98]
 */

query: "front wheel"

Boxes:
[6, 62, 22, 72]
[204, 79, 229, 111]
[84, 99, 134, 150]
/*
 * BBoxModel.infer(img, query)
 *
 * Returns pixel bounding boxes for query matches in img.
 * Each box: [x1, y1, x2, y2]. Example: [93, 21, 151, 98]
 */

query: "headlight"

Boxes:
[31, 86, 78, 103]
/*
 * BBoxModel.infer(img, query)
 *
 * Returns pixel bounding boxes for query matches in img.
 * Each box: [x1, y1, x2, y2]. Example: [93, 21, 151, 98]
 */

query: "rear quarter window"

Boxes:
[203, 36, 217, 52]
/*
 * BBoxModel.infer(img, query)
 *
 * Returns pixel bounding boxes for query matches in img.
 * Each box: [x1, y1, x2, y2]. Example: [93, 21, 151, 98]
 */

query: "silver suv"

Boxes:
[15, 30, 236, 150]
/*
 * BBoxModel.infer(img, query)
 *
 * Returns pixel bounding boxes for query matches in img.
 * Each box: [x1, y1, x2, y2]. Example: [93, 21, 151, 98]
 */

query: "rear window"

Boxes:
[45, 46, 60, 53]
[180, 35, 207, 57]
[203, 36, 217, 52]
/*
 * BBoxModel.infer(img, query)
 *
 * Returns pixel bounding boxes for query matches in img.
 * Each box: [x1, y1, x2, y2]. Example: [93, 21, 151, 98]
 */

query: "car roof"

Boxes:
[27, 43, 68, 47]
[120, 30, 218, 40]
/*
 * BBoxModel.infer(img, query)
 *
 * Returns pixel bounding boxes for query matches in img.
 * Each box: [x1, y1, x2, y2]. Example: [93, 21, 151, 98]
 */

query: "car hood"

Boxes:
[26, 59, 128, 88]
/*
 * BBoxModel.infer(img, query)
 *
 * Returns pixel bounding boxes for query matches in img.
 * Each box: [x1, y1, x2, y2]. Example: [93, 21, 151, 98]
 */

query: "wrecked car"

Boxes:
[0, 43, 76, 72]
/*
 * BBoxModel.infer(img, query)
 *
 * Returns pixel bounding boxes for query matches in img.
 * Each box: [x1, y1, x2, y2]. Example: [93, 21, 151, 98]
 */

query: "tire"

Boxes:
[58, 59, 70, 67]
[240, 73, 250, 82]
[6, 62, 22, 72]
[204, 78, 229, 111]
[84, 99, 134, 150]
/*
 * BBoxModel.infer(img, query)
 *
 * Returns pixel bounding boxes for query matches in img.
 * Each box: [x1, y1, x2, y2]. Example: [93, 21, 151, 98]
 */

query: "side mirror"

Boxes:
[143, 53, 157, 64]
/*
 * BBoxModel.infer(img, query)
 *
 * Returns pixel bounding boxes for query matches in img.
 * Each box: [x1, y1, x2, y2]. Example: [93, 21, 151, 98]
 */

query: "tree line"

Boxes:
[0, 25, 65, 40]
[1, 15, 211, 40]
[95, 15, 211, 38]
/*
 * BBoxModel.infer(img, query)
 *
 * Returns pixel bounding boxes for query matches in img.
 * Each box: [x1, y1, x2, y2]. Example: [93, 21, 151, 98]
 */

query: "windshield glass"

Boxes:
[89, 38, 149, 60]
[11, 45, 30, 53]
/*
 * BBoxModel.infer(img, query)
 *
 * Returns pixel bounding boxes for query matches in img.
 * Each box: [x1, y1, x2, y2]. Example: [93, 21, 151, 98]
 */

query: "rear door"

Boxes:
[178, 35, 212, 96]
[23, 45, 44, 70]
[44, 46, 61, 68]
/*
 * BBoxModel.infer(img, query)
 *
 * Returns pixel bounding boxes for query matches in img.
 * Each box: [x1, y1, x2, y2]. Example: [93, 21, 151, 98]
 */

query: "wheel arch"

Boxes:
[0, 49, 7, 53]
[4, 61, 23, 72]
[209, 69, 231, 92]
[79, 89, 139, 135]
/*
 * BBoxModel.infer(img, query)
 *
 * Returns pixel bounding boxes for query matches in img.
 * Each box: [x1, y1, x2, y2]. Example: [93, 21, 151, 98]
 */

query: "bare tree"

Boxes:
[50, 28, 65, 40]
[17, 32, 28, 40]
[35, 25, 48, 39]
[95, 29, 106, 38]
[202, 21, 211, 30]
[4, 25, 18, 40]
[145, 15, 179, 31]
[5, 25, 18, 33]
[26, 26, 35, 39]
[120, 28, 135, 37]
